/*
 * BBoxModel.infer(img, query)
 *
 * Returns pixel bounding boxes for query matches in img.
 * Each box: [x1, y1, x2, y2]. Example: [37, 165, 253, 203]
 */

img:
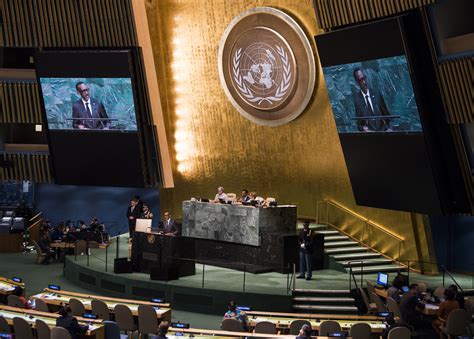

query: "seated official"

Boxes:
[212, 186, 228, 203]
[238, 189, 251, 203]
[249, 192, 265, 206]
[141, 203, 154, 219]
[399, 284, 432, 331]
[157, 321, 170, 339]
[89, 217, 104, 232]
[432, 289, 460, 333]
[78, 220, 88, 231]
[387, 275, 403, 303]
[13, 286, 31, 309]
[448, 284, 465, 309]
[50, 222, 67, 242]
[160, 212, 178, 236]
[38, 228, 55, 264]
[223, 300, 248, 331]
[296, 324, 312, 339]
[56, 306, 88, 339]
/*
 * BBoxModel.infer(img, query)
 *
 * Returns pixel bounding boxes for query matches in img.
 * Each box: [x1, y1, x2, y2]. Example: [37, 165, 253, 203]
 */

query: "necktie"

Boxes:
[365, 95, 374, 115]
[86, 102, 92, 117]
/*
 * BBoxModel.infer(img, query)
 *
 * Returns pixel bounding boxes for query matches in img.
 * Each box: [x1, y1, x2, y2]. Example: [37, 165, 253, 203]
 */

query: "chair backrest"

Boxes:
[34, 298, 50, 313]
[91, 299, 110, 320]
[289, 319, 311, 335]
[465, 298, 474, 323]
[36, 319, 51, 339]
[0, 315, 10, 333]
[416, 282, 427, 293]
[444, 308, 467, 335]
[7, 295, 25, 308]
[349, 322, 371, 339]
[137, 305, 159, 335]
[319, 320, 341, 336]
[386, 297, 402, 318]
[221, 318, 243, 332]
[113, 304, 135, 332]
[366, 281, 376, 303]
[51, 326, 72, 339]
[387, 326, 411, 339]
[103, 320, 121, 339]
[68, 298, 86, 316]
[433, 286, 445, 298]
[13, 317, 33, 339]
[371, 292, 387, 312]
[254, 321, 277, 334]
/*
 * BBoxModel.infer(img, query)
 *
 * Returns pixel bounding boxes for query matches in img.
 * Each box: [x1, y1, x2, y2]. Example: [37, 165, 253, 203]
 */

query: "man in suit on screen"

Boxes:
[353, 68, 393, 132]
[72, 81, 110, 129]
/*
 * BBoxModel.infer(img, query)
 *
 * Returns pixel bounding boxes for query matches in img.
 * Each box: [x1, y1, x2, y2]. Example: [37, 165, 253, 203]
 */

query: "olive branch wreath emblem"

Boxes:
[232, 45, 292, 106]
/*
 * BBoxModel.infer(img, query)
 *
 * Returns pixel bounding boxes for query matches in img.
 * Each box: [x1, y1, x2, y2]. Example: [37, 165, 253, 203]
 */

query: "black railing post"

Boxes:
[202, 264, 205, 288]
[361, 261, 363, 287]
[116, 235, 120, 258]
[105, 242, 108, 272]
[74, 240, 77, 261]
[349, 266, 352, 290]
[86, 239, 90, 267]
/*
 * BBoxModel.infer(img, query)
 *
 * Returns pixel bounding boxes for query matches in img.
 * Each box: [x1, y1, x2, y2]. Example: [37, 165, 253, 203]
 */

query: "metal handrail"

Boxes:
[318, 199, 404, 241]
[348, 260, 364, 291]
[402, 259, 464, 293]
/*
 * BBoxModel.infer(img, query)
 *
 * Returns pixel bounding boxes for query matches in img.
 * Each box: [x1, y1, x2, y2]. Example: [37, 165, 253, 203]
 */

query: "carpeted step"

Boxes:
[325, 246, 368, 254]
[339, 258, 393, 267]
[350, 264, 405, 274]
[292, 304, 358, 314]
[292, 296, 355, 306]
[324, 241, 358, 248]
[333, 252, 381, 260]
[324, 235, 349, 241]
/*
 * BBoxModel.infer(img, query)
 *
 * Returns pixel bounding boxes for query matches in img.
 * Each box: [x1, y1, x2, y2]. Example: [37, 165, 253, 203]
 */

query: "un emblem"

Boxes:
[147, 234, 156, 244]
[219, 7, 316, 126]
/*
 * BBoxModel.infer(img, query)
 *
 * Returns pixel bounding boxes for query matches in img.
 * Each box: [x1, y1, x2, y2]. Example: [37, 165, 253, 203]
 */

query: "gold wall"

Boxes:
[144, 0, 433, 264]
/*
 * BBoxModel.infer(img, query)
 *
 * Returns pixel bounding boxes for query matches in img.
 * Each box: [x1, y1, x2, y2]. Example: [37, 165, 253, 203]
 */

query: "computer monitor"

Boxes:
[135, 219, 152, 233]
[377, 272, 389, 286]
[402, 286, 409, 293]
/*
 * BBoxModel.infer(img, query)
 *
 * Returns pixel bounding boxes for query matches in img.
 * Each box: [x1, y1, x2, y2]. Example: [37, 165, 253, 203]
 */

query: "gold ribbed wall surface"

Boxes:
[313, 0, 436, 29]
[0, 81, 42, 124]
[0, 154, 52, 183]
[0, 0, 136, 47]
[437, 57, 474, 123]
[146, 0, 432, 263]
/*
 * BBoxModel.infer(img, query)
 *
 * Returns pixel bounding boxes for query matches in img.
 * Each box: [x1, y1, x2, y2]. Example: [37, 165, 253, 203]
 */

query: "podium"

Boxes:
[130, 231, 195, 279]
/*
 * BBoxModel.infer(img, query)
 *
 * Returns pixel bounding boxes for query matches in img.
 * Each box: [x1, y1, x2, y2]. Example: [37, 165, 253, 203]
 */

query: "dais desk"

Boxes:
[30, 288, 171, 322]
[0, 305, 104, 338]
[170, 327, 354, 338]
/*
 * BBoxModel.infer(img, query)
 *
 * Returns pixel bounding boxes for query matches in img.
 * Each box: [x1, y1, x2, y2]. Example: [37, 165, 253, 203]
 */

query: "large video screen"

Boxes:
[323, 55, 422, 133]
[36, 50, 146, 187]
[40, 77, 137, 131]
[316, 17, 443, 214]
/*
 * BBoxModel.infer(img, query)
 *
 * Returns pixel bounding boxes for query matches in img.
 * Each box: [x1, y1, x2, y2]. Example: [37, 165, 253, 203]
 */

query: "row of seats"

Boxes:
[7, 294, 162, 338]
[0, 216, 24, 234]
[0, 315, 123, 339]
[222, 317, 409, 338]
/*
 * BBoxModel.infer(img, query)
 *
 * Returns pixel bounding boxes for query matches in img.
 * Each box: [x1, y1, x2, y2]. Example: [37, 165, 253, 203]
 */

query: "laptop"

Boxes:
[377, 272, 389, 287]
[200, 198, 210, 203]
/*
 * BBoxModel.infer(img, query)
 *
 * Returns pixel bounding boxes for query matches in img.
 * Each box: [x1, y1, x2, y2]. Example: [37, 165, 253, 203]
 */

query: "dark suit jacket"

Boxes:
[56, 315, 87, 339]
[126, 205, 142, 226]
[161, 219, 179, 235]
[298, 228, 313, 253]
[72, 98, 109, 129]
[353, 89, 391, 131]
[399, 292, 424, 326]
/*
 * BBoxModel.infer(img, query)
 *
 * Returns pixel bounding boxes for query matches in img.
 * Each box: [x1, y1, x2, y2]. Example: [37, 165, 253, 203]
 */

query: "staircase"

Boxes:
[300, 221, 404, 275]
[292, 289, 358, 314]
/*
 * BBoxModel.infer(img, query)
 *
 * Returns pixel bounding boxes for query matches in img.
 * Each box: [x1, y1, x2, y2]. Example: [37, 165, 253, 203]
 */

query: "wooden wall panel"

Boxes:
[0, 0, 137, 47]
[0, 154, 52, 183]
[0, 81, 42, 124]
[313, 0, 436, 29]
[437, 57, 473, 123]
